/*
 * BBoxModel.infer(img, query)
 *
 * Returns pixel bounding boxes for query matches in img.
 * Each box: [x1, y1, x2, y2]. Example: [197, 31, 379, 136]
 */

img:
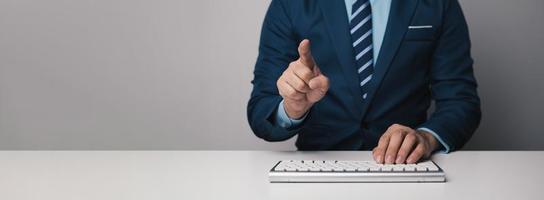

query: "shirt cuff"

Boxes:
[417, 127, 451, 154]
[275, 100, 308, 129]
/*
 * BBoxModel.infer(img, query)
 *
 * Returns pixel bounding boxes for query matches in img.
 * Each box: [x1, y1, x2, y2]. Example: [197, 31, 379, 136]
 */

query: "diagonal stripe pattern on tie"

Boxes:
[349, 0, 374, 100]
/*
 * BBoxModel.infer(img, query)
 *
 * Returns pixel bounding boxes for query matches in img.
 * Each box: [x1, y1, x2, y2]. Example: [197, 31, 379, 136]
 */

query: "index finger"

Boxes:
[373, 134, 390, 164]
[297, 39, 315, 68]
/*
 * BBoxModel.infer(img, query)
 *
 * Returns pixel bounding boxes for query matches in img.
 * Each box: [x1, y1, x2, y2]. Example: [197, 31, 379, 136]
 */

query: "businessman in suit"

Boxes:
[247, 0, 481, 164]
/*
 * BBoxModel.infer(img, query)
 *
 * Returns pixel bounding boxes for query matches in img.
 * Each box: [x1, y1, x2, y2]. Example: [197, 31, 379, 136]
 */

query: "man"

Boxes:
[247, 0, 481, 164]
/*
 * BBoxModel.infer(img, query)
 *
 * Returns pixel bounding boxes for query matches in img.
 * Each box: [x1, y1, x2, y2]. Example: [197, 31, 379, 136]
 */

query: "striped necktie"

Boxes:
[349, 0, 374, 100]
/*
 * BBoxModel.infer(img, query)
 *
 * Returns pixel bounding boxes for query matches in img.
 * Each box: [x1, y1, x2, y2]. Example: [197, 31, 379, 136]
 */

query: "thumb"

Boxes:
[309, 74, 329, 92]
[306, 74, 329, 103]
[298, 39, 315, 68]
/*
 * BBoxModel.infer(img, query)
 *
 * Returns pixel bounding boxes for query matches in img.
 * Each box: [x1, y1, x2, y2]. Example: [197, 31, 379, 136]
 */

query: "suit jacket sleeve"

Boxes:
[418, 0, 482, 151]
[247, 0, 303, 141]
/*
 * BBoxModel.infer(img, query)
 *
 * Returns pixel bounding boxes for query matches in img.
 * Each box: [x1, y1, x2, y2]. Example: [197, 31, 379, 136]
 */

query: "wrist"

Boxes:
[418, 130, 440, 152]
[283, 99, 312, 119]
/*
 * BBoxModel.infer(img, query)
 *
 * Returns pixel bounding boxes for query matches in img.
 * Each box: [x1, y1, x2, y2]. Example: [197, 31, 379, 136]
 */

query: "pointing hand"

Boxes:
[276, 39, 329, 119]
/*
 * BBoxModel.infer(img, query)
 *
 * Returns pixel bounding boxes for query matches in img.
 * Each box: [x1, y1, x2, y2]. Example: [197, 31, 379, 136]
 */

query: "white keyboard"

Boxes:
[269, 160, 445, 183]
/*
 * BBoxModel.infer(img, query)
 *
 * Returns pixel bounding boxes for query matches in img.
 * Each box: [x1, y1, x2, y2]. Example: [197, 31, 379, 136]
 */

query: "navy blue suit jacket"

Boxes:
[247, 0, 481, 151]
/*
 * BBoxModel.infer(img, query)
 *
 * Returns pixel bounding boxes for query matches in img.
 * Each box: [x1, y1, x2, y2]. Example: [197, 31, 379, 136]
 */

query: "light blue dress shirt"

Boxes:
[275, 0, 450, 153]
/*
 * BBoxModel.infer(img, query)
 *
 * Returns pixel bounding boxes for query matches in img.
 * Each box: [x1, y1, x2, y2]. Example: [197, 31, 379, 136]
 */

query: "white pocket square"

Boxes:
[408, 25, 433, 29]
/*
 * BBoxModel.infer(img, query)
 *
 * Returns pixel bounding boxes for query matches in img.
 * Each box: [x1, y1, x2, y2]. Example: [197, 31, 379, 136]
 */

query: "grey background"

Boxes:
[0, 0, 542, 150]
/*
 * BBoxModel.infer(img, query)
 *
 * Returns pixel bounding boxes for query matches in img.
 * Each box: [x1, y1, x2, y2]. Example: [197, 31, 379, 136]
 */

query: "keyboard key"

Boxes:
[404, 165, 416, 171]
[392, 165, 405, 172]
[381, 165, 393, 171]
[285, 168, 297, 172]
[427, 165, 439, 171]
[357, 166, 370, 171]
[417, 161, 439, 171]
[415, 165, 428, 171]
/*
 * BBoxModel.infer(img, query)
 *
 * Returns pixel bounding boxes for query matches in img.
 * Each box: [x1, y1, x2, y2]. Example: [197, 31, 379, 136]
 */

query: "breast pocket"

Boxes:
[404, 26, 437, 41]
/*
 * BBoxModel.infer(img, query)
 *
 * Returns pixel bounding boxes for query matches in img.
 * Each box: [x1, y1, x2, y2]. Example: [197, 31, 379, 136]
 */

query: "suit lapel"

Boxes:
[359, 0, 420, 119]
[318, 0, 365, 117]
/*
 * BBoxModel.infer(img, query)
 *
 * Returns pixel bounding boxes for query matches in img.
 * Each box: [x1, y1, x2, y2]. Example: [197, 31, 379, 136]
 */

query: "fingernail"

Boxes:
[376, 155, 383, 163]
[386, 155, 393, 163]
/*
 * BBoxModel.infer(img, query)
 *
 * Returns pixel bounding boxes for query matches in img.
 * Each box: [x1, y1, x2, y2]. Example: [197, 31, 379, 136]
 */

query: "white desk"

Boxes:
[0, 151, 542, 200]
